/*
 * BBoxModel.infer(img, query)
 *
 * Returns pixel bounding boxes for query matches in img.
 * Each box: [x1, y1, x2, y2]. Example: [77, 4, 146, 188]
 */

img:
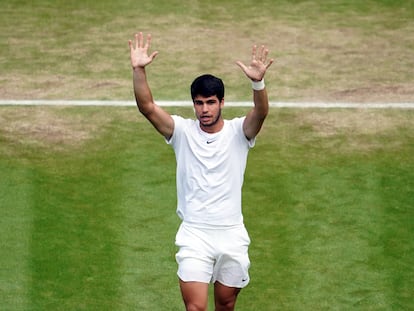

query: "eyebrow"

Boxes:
[194, 99, 217, 104]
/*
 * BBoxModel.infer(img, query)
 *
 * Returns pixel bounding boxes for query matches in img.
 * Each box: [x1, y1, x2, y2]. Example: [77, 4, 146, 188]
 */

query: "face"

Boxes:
[193, 95, 224, 132]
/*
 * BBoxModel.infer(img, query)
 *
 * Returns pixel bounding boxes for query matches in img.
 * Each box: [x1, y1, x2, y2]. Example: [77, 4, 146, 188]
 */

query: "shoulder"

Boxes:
[226, 116, 246, 131]
[172, 115, 196, 129]
[167, 115, 196, 145]
[226, 116, 255, 147]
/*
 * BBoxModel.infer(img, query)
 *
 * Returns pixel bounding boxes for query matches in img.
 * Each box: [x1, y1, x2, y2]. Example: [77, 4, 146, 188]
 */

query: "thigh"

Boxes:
[180, 280, 209, 311]
[214, 281, 241, 311]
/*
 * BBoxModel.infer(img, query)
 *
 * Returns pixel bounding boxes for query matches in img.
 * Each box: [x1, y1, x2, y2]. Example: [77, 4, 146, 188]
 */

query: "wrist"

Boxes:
[251, 79, 265, 91]
[132, 64, 146, 70]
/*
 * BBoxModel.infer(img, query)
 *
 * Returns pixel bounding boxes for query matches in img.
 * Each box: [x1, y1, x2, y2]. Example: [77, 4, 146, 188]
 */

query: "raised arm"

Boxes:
[236, 45, 274, 140]
[129, 32, 174, 139]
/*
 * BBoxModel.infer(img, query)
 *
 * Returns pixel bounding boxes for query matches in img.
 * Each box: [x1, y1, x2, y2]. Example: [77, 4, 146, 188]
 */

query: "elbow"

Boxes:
[136, 99, 155, 116]
[137, 104, 148, 115]
[263, 106, 270, 118]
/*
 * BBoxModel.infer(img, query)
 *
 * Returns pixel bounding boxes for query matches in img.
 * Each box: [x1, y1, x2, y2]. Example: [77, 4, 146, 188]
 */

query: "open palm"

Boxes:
[129, 32, 159, 69]
[236, 45, 274, 81]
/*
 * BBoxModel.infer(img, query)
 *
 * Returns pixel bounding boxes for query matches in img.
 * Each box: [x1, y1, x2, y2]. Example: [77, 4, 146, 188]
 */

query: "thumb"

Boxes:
[236, 61, 254, 80]
[236, 61, 252, 78]
[236, 61, 248, 72]
[150, 51, 159, 60]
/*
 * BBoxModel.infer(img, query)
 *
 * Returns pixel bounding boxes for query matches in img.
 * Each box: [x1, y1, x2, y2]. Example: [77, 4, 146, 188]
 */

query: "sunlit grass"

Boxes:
[1, 106, 413, 310]
[1, 0, 413, 101]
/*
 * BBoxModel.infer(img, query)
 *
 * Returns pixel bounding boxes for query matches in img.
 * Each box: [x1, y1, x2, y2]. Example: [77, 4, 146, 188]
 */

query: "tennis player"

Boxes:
[129, 32, 273, 311]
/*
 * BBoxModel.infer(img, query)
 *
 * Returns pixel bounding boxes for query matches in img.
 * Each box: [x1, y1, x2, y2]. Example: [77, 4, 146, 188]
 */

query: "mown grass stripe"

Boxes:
[0, 164, 32, 310]
[1, 100, 414, 109]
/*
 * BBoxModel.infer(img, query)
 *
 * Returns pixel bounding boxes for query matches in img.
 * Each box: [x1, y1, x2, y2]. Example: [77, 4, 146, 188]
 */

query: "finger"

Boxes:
[251, 45, 257, 61]
[236, 60, 248, 72]
[138, 32, 144, 48]
[145, 33, 152, 50]
[150, 51, 159, 60]
[259, 45, 265, 61]
[266, 58, 275, 69]
[134, 33, 140, 49]
[262, 48, 269, 63]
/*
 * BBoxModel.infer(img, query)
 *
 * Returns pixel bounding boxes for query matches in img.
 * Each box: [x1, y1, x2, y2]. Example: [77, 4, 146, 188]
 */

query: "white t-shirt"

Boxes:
[167, 115, 255, 227]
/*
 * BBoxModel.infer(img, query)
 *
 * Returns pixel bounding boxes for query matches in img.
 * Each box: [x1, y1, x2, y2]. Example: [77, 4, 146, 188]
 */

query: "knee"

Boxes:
[215, 298, 237, 311]
[185, 302, 207, 311]
[214, 284, 240, 311]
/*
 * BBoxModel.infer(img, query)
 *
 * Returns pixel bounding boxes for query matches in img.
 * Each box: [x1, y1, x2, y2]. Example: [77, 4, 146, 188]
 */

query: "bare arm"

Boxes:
[236, 45, 274, 140]
[129, 32, 174, 139]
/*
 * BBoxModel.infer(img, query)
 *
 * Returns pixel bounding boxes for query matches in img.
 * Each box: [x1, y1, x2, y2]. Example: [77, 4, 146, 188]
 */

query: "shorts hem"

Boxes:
[177, 272, 211, 284]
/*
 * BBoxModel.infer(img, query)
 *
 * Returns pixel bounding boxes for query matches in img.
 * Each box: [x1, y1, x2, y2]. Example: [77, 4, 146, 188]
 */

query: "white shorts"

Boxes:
[175, 222, 251, 288]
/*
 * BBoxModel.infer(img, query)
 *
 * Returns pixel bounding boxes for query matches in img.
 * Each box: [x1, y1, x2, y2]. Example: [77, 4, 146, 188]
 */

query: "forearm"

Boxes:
[252, 82, 269, 119]
[243, 82, 269, 139]
[132, 66, 155, 115]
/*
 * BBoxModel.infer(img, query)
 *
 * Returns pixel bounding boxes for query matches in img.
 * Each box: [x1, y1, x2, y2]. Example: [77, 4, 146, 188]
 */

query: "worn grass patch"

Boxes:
[0, 107, 95, 151]
[1, 0, 413, 102]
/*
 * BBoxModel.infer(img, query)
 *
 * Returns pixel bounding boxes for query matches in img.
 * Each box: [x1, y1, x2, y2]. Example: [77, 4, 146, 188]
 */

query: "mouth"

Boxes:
[200, 115, 211, 121]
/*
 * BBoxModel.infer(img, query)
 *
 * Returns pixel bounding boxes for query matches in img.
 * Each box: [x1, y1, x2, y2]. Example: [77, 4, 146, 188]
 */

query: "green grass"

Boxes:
[1, 0, 413, 101]
[1, 106, 413, 310]
[1, 0, 414, 309]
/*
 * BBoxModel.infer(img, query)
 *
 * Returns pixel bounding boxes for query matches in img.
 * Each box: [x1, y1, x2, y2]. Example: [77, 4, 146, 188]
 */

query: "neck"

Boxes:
[199, 118, 224, 133]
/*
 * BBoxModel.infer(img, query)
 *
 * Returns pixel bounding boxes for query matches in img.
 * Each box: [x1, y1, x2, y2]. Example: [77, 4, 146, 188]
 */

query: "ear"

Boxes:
[220, 98, 225, 108]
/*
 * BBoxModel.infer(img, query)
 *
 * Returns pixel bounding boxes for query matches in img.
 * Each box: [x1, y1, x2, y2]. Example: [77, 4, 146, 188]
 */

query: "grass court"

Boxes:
[1, 1, 414, 310]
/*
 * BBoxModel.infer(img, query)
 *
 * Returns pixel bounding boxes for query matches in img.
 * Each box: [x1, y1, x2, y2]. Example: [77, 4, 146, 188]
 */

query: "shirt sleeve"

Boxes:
[234, 116, 256, 148]
[165, 115, 183, 146]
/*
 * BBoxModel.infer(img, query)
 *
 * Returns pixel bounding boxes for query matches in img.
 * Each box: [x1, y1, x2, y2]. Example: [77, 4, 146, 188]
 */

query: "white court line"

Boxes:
[0, 100, 414, 109]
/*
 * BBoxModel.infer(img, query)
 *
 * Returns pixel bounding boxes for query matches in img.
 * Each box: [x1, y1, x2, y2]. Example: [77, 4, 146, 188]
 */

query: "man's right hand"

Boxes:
[129, 32, 159, 69]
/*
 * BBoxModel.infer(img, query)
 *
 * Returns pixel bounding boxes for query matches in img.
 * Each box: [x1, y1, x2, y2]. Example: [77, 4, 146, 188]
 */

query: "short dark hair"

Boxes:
[190, 74, 225, 101]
